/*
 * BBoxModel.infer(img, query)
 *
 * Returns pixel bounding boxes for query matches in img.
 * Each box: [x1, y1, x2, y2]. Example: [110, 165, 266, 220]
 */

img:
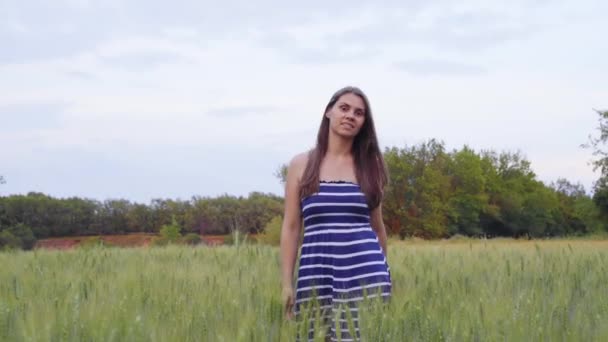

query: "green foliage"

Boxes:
[7, 224, 36, 250]
[258, 216, 282, 246]
[583, 109, 608, 175]
[592, 177, 608, 222]
[0, 193, 99, 238]
[0, 191, 283, 245]
[0, 230, 20, 250]
[0, 224, 36, 250]
[126, 203, 153, 233]
[274, 164, 288, 184]
[583, 109, 608, 218]
[181, 233, 202, 245]
[583, 230, 608, 240]
[574, 195, 605, 233]
[382, 141, 599, 239]
[383, 139, 452, 238]
[159, 217, 182, 242]
[446, 147, 488, 236]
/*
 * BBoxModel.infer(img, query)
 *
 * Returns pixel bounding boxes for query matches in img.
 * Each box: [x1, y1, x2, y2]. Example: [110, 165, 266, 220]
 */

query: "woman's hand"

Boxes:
[282, 286, 295, 320]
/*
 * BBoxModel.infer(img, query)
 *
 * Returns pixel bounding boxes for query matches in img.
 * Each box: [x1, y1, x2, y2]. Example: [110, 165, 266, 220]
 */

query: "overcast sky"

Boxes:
[1, 0, 606, 203]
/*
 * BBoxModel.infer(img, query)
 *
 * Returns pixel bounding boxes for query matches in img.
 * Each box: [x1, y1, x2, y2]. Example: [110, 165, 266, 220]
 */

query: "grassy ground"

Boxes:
[1, 239, 607, 341]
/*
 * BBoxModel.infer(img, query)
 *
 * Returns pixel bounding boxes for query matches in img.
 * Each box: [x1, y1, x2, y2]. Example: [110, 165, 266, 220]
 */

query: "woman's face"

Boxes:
[326, 92, 366, 138]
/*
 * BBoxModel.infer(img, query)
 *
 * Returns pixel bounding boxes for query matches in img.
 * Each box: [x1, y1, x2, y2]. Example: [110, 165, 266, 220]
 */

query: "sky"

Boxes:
[0, 0, 606, 203]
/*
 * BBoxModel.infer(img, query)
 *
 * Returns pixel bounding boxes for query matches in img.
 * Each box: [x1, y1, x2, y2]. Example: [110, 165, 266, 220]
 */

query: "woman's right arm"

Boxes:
[279, 153, 306, 318]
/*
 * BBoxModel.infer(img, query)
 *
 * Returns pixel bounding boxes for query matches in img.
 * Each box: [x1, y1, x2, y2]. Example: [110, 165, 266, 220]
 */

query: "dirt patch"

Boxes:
[201, 235, 225, 246]
[101, 233, 155, 247]
[35, 238, 80, 250]
[35, 233, 230, 249]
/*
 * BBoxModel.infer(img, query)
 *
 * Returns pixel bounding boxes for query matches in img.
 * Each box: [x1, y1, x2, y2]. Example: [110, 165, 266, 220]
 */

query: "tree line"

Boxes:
[1, 110, 607, 249]
[381, 141, 605, 238]
[0, 192, 284, 250]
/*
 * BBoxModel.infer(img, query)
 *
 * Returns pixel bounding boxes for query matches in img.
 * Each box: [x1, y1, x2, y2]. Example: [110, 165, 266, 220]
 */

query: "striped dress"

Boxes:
[294, 180, 392, 341]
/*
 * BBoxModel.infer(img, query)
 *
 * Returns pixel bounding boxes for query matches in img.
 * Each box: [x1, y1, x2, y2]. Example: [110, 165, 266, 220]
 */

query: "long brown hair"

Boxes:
[299, 86, 388, 209]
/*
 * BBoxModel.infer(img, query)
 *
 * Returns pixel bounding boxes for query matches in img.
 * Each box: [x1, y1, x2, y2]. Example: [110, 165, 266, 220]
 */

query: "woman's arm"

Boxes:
[279, 153, 306, 318]
[370, 203, 388, 258]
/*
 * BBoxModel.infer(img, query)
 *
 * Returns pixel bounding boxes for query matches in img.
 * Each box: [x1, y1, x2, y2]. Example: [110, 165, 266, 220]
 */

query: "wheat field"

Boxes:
[1, 239, 607, 341]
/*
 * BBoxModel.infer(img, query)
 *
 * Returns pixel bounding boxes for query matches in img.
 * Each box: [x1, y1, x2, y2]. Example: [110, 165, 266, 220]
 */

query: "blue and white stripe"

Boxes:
[294, 181, 392, 342]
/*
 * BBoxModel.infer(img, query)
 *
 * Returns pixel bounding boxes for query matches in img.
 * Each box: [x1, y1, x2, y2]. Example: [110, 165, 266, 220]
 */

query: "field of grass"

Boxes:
[1, 239, 607, 341]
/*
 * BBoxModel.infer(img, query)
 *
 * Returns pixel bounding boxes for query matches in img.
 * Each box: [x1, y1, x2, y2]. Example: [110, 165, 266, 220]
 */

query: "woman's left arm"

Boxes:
[370, 203, 388, 258]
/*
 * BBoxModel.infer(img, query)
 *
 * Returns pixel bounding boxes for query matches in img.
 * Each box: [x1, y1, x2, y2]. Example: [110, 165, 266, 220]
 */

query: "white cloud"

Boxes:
[1, 0, 606, 200]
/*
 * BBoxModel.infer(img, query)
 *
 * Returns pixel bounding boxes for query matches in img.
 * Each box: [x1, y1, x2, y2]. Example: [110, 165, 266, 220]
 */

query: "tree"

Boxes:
[446, 147, 489, 236]
[95, 199, 131, 235]
[6, 224, 36, 250]
[150, 199, 173, 232]
[241, 192, 283, 234]
[491, 151, 539, 237]
[383, 146, 417, 236]
[274, 164, 288, 185]
[383, 139, 451, 238]
[126, 203, 153, 233]
[258, 215, 283, 245]
[0, 230, 20, 250]
[583, 110, 608, 176]
[550, 179, 589, 235]
[593, 177, 608, 221]
[519, 184, 559, 237]
[159, 217, 182, 242]
[582, 109, 608, 217]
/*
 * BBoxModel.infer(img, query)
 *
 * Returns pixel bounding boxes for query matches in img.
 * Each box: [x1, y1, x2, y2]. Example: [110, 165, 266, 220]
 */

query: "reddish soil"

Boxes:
[35, 238, 81, 250]
[35, 233, 228, 250]
[101, 233, 156, 247]
[200, 235, 225, 246]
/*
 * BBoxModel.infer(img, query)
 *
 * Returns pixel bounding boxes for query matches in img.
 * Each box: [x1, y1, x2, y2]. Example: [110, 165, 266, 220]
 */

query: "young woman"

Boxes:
[280, 86, 392, 341]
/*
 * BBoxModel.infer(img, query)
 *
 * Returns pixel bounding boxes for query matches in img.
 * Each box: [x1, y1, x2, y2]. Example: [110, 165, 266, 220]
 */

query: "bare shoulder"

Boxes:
[289, 151, 309, 167]
[283, 151, 310, 213]
[287, 151, 310, 180]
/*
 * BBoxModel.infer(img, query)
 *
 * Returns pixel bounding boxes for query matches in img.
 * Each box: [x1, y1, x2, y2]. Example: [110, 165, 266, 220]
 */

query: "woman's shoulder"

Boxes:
[286, 150, 312, 180]
[289, 150, 310, 167]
